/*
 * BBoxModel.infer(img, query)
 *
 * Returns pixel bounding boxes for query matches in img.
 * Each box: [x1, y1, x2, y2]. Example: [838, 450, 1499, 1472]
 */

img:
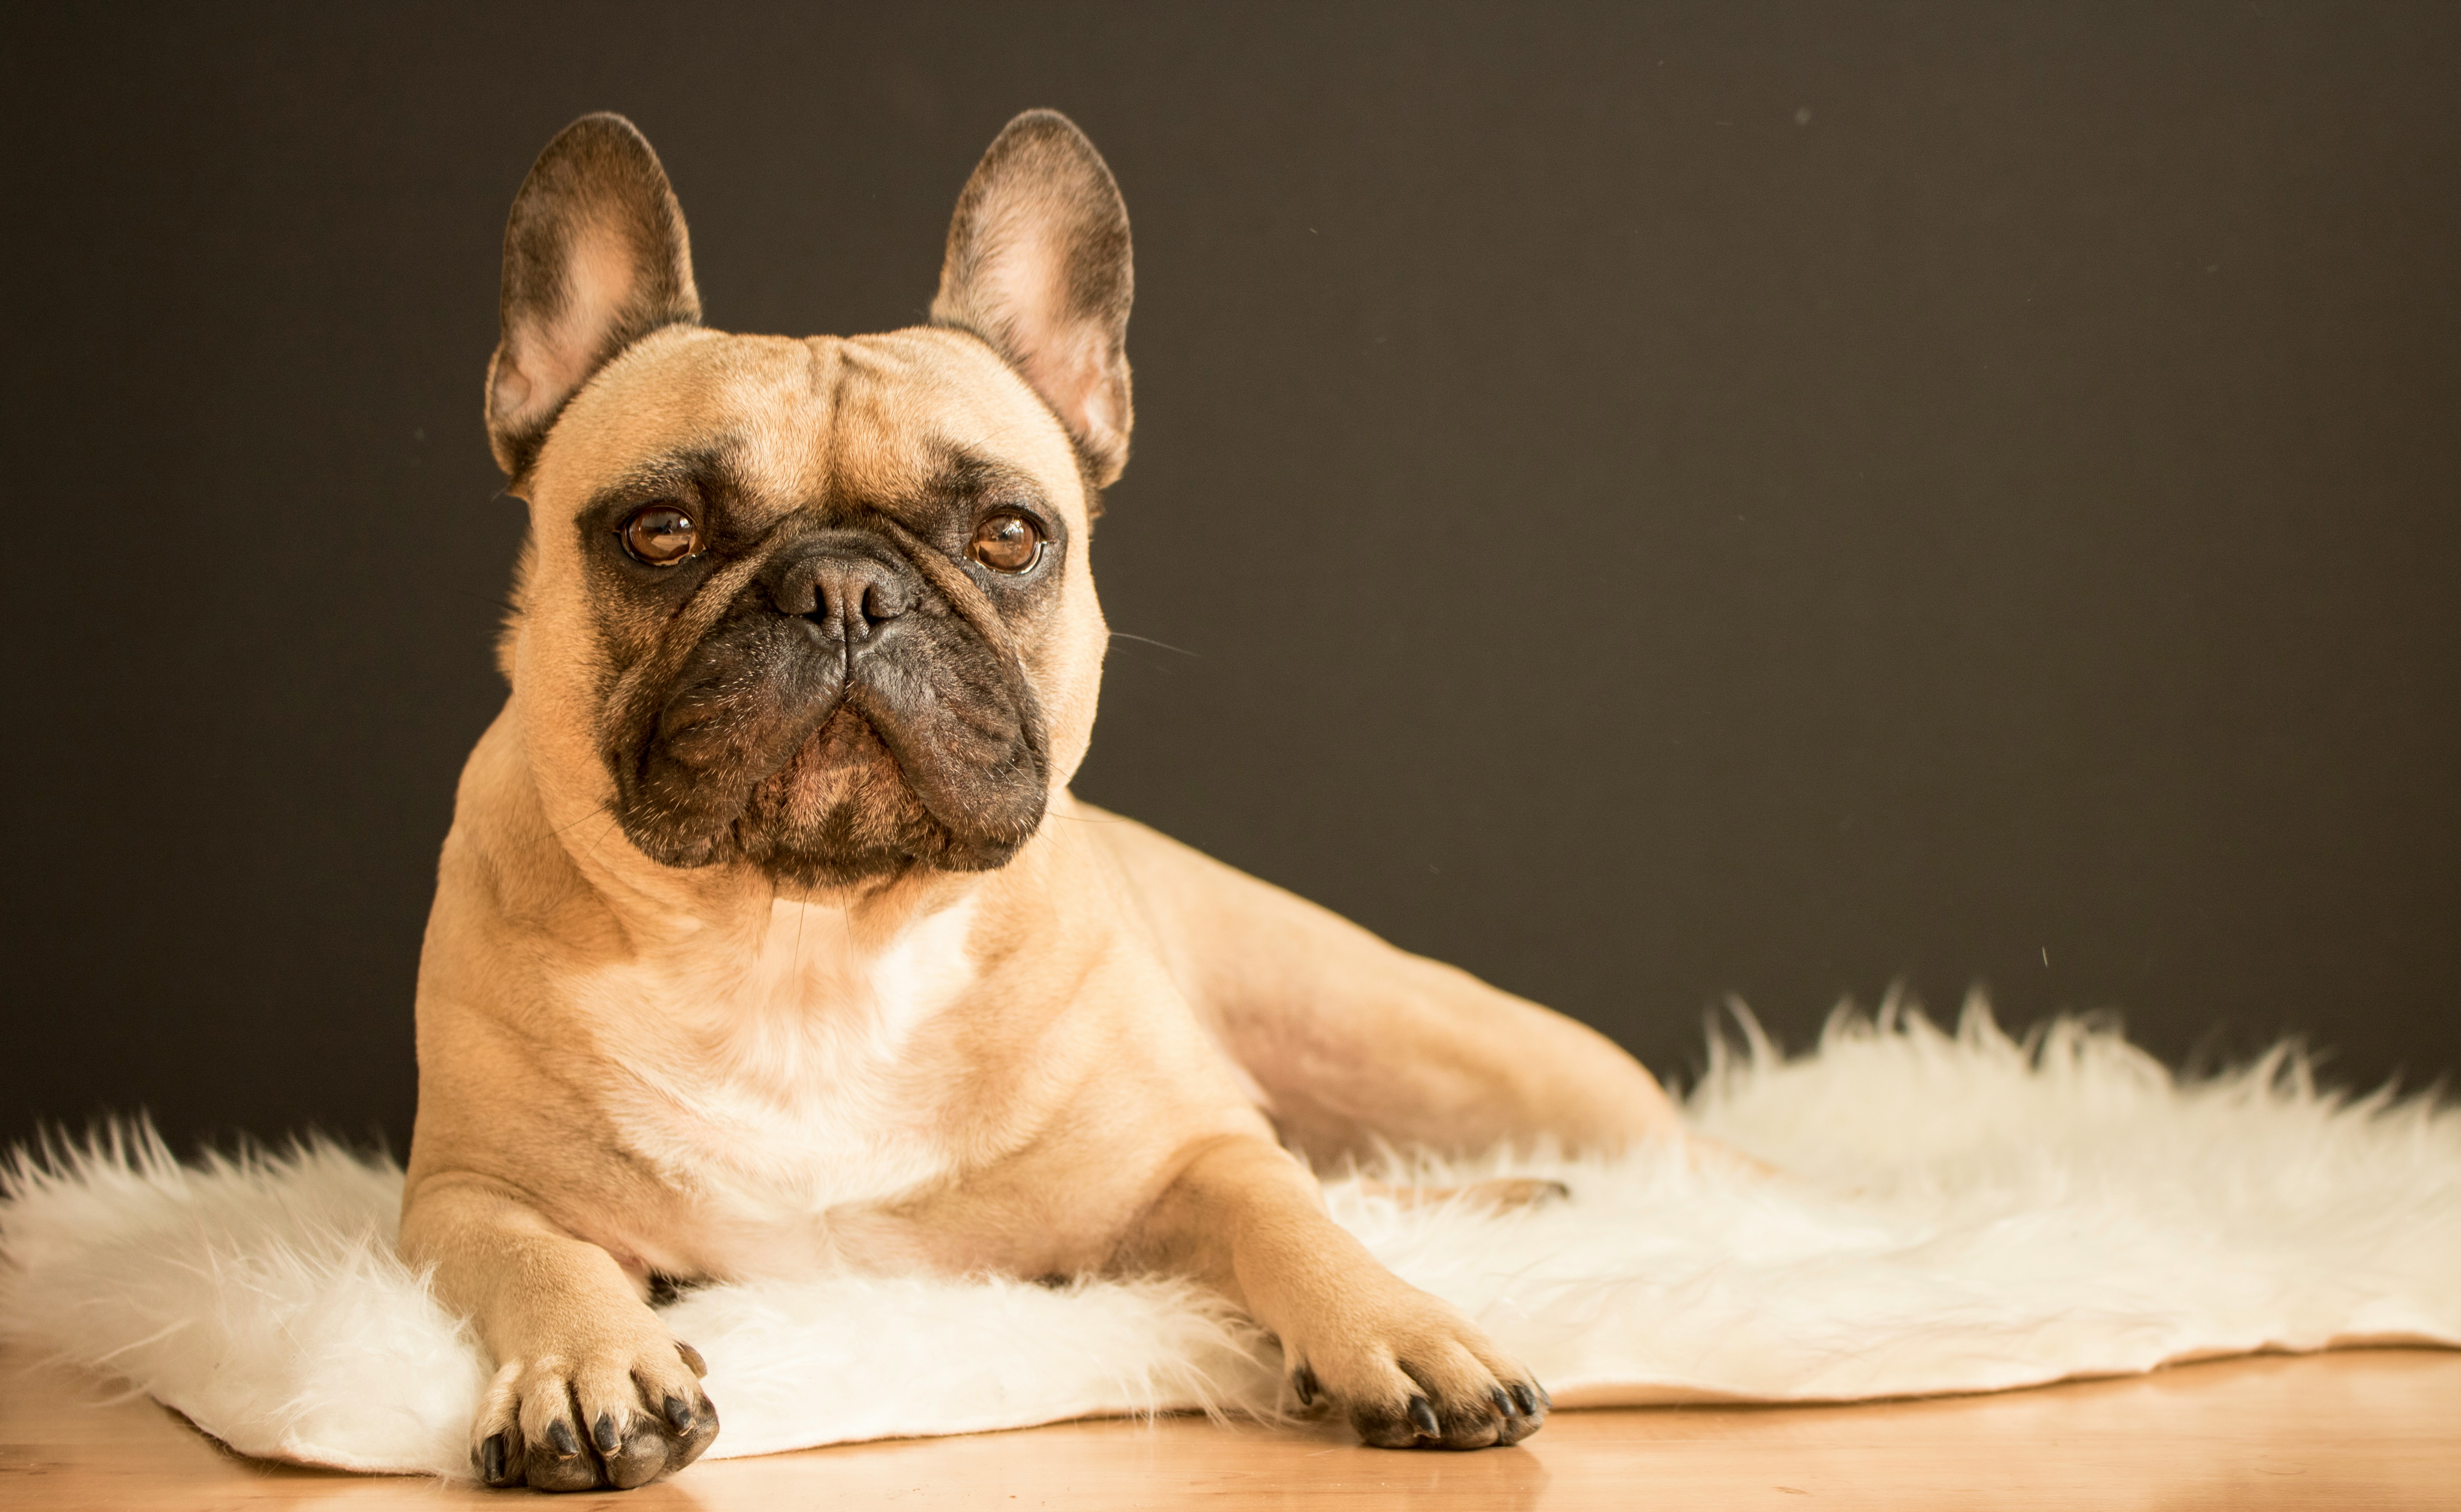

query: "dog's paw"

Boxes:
[1286, 1285, 1547, 1450]
[471, 1325, 718, 1491]
[1356, 1177, 1572, 1213]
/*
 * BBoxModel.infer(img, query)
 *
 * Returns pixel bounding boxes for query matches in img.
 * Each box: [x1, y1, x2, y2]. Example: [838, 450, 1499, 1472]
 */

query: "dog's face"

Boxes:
[482, 114, 1132, 890]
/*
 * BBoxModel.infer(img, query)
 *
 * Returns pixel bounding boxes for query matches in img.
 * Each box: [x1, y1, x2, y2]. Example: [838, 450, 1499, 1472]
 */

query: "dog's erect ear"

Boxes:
[931, 111, 1134, 488]
[485, 113, 700, 479]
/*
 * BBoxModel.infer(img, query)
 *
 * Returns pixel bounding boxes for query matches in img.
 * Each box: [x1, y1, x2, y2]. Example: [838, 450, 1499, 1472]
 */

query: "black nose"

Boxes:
[763, 534, 917, 645]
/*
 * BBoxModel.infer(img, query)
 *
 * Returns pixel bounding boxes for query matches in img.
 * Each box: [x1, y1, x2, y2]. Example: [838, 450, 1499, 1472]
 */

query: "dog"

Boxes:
[400, 109, 1687, 1492]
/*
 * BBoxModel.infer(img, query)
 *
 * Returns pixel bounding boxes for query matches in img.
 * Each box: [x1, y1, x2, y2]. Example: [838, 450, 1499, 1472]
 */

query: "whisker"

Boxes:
[788, 874, 808, 977]
[1108, 631, 1196, 657]
[547, 800, 615, 840]
[577, 809, 625, 867]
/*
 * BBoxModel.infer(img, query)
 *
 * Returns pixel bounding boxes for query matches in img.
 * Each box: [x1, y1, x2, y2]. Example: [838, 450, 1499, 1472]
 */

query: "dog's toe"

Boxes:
[473, 1426, 520, 1489]
[471, 1368, 528, 1488]
[644, 1387, 720, 1481]
[522, 1414, 601, 1493]
[584, 1417, 656, 1489]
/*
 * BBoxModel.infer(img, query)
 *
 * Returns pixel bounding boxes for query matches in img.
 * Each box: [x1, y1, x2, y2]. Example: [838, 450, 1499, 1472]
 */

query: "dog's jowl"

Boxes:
[402, 109, 1685, 1491]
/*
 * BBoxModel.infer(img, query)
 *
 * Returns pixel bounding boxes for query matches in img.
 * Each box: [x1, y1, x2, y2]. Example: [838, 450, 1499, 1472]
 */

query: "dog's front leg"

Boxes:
[399, 1174, 717, 1491]
[1133, 1136, 1547, 1449]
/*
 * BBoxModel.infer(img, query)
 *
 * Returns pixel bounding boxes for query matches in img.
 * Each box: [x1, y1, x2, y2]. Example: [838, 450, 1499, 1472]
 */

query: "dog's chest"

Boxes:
[583, 897, 981, 1277]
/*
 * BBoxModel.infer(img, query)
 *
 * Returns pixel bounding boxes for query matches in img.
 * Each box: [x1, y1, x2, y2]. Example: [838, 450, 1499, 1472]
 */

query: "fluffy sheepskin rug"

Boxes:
[4, 1002, 2457, 1479]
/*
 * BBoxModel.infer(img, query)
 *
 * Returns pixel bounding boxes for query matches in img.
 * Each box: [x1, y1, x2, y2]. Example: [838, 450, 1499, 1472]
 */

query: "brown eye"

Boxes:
[968, 513, 1044, 573]
[621, 504, 699, 566]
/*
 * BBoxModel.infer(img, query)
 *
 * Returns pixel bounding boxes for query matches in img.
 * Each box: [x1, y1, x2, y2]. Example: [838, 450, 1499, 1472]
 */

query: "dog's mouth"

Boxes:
[729, 704, 970, 888]
[599, 595, 1049, 889]
[729, 694, 1042, 889]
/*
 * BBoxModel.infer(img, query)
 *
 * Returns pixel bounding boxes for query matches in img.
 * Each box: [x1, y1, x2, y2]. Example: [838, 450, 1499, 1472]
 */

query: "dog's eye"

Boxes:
[969, 513, 1044, 574]
[620, 504, 700, 566]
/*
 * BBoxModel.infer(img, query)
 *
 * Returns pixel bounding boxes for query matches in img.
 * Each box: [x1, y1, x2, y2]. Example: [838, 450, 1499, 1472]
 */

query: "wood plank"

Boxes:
[4, 1346, 2456, 1509]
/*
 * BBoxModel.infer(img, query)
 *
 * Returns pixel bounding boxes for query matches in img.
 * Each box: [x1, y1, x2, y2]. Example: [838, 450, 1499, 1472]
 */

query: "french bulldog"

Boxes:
[400, 108, 1685, 1492]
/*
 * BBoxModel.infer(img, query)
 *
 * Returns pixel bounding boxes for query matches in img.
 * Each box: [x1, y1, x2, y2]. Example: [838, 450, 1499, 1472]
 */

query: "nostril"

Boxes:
[794, 557, 911, 641]
[771, 578, 819, 618]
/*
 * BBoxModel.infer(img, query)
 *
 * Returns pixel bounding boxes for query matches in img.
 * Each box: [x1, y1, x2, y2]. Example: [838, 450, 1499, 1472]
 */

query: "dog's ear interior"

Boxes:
[486, 113, 700, 479]
[931, 110, 1134, 488]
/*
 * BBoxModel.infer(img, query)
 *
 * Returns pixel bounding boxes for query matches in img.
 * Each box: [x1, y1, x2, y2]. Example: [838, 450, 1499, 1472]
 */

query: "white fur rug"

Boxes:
[4, 1003, 2456, 1479]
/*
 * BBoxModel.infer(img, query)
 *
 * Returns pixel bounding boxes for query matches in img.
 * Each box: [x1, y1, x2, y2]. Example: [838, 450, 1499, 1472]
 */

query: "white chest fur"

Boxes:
[574, 894, 981, 1279]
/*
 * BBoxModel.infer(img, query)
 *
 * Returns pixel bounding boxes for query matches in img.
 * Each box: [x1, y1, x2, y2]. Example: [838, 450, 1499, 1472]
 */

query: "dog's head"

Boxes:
[484, 112, 1129, 891]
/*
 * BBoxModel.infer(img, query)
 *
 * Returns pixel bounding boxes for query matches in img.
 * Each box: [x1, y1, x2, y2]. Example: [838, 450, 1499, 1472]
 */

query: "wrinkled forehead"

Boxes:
[536, 325, 1087, 524]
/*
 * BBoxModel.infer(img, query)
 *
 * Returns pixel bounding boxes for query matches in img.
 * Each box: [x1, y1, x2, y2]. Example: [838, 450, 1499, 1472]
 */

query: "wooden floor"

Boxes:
[4, 1347, 2456, 1510]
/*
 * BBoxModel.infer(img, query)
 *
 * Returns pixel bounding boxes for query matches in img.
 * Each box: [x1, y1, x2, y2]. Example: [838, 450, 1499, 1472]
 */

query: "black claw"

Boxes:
[593, 1411, 622, 1454]
[1291, 1366, 1319, 1407]
[664, 1393, 695, 1432]
[1512, 1382, 1539, 1417]
[479, 1433, 507, 1483]
[547, 1417, 580, 1457]
[1492, 1386, 1516, 1417]
[1408, 1395, 1440, 1439]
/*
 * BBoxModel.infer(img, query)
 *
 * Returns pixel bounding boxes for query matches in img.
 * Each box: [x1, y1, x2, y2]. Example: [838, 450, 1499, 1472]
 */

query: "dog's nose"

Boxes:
[764, 538, 917, 644]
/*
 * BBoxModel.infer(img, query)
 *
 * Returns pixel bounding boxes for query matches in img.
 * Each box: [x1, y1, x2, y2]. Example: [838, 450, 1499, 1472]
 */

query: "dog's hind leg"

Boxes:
[1086, 804, 1687, 1166]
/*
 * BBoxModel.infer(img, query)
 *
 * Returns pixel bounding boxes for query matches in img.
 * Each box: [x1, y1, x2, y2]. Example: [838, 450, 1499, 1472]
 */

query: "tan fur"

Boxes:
[403, 110, 1683, 1492]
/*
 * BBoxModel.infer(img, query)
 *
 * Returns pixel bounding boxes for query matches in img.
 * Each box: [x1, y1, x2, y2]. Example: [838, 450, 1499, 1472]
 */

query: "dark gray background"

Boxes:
[4, 3, 2455, 1155]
